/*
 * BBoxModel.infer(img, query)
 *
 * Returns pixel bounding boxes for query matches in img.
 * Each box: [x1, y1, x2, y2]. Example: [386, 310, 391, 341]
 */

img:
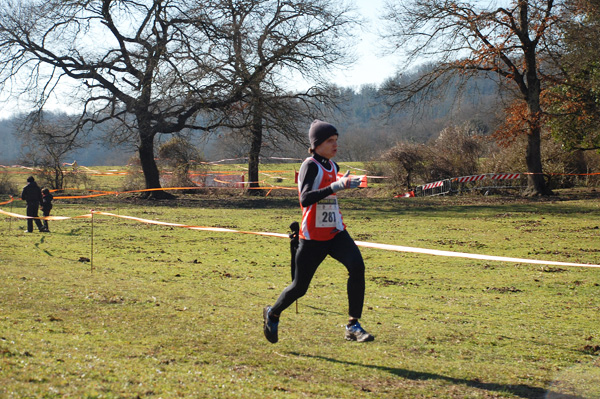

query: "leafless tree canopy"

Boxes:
[18, 113, 84, 189]
[189, 0, 358, 193]
[0, 0, 239, 197]
[0, 0, 357, 197]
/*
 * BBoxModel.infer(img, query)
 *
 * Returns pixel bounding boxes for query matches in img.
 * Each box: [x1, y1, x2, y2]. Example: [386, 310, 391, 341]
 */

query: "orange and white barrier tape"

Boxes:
[0, 196, 14, 206]
[0, 184, 296, 203]
[3, 207, 598, 269]
[91, 212, 600, 268]
[0, 208, 91, 220]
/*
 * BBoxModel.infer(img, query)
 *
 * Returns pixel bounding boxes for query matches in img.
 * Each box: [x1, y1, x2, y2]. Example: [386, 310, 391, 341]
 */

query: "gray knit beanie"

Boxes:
[309, 120, 338, 150]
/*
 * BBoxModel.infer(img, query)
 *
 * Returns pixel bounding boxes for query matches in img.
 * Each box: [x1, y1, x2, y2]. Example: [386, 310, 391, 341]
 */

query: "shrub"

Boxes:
[122, 155, 145, 192]
[381, 142, 428, 190]
[480, 131, 600, 190]
[158, 137, 207, 190]
[0, 168, 18, 196]
[382, 122, 484, 190]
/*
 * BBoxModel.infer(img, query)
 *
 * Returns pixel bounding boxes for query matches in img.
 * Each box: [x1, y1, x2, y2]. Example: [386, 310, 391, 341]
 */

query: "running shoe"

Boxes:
[263, 306, 278, 343]
[345, 321, 374, 342]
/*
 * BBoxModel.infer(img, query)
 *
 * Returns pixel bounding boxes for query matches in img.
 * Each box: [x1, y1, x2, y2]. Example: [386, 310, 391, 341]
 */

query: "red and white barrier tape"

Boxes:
[422, 181, 445, 189]
[491, 173, 520, 180]
[421, 173, 521, 189]
[455, 174, 486, 183]
[453, 173, 521, 183]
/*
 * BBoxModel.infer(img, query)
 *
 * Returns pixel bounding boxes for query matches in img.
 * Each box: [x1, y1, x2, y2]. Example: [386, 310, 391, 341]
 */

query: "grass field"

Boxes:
[1, 166, 600, 398]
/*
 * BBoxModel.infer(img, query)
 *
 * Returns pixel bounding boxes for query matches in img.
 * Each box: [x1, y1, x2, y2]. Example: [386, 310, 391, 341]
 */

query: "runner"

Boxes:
[263, 120, 374, 343]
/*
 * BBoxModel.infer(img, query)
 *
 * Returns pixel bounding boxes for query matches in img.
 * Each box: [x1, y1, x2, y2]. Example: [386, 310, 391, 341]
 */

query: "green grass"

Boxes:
[1, 171, 600, 398]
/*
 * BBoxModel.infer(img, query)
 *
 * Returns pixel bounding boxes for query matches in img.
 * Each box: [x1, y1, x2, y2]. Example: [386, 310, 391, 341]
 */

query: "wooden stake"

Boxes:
[90, 210, 94, 273]
[9, 196, 13, 231]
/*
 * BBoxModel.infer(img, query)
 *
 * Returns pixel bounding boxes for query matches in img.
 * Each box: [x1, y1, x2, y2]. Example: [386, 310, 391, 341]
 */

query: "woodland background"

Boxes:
[1, 0, 600, 193]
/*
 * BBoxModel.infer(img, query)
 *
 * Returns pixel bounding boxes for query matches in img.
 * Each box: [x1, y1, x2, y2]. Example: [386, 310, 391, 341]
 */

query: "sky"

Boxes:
[0, 0, 398, 117]
[330, 0, 400, 88]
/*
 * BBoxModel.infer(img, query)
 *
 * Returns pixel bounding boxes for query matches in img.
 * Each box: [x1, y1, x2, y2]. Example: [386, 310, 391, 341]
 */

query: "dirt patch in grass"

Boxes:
[485, 286, 523, 293]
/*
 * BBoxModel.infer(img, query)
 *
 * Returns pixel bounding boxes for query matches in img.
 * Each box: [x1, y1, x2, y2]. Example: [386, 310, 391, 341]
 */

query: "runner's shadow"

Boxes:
[34, 236, 53, 257]
[288, 352, 559, 399]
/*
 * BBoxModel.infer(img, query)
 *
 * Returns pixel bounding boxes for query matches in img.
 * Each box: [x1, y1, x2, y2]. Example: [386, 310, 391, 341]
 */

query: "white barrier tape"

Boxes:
[268, 157, 303, 162]
[0, 164, 35, 169]
[93, 211, 289, 236]
[354, 241, 599, 268]
[200, 156, 303, 165]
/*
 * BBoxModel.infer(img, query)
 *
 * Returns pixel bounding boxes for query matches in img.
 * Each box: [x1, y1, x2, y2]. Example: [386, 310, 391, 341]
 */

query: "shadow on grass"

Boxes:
[34, 236, 53, 256]
[301, 304, 345, 316]
[288, 352, 564, 399]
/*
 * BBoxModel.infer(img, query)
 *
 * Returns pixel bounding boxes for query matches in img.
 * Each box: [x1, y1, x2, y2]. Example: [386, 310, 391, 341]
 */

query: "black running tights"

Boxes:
[270, 230, 365, 319]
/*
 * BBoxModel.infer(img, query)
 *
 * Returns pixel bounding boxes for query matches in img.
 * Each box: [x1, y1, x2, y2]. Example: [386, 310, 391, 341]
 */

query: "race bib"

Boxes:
[316, 196, 341, 228]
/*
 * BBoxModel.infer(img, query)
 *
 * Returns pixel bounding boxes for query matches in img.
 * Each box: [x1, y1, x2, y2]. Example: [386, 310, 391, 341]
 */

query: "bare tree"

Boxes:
[381, 0, 569, 196]
[19, 113, 82, 189]
[0, 0, 256, 198]
[199, 0, 358, 194]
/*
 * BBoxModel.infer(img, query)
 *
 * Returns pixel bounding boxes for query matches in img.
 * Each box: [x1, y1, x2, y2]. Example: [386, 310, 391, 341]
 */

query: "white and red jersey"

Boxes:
[298, 157, 345, 240]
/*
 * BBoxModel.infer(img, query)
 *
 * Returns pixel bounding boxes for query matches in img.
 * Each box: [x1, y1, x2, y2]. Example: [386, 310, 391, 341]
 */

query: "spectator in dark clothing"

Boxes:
[21, 176, 44, 233]
[41, 188, 53, 232]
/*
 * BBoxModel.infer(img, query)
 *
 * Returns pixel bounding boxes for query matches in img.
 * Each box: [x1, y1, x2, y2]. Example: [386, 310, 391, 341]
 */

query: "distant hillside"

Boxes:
[0, 119, 21, 164]
[0, 71, 503, 165]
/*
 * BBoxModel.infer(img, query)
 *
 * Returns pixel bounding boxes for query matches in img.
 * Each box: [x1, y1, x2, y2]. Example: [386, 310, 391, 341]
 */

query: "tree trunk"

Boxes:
[522, 87, 552, 196]
[247, 100, 264, 196]
[519, 1, 552, 196]
[522, 33, 552, 197]
[137, 128, 173, 199]
[53, 166, 63, 190]
[523, 124, 552, 196]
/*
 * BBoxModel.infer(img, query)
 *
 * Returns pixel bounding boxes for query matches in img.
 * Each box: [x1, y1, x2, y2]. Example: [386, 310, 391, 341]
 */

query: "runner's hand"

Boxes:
[330, 171, 361, 192]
